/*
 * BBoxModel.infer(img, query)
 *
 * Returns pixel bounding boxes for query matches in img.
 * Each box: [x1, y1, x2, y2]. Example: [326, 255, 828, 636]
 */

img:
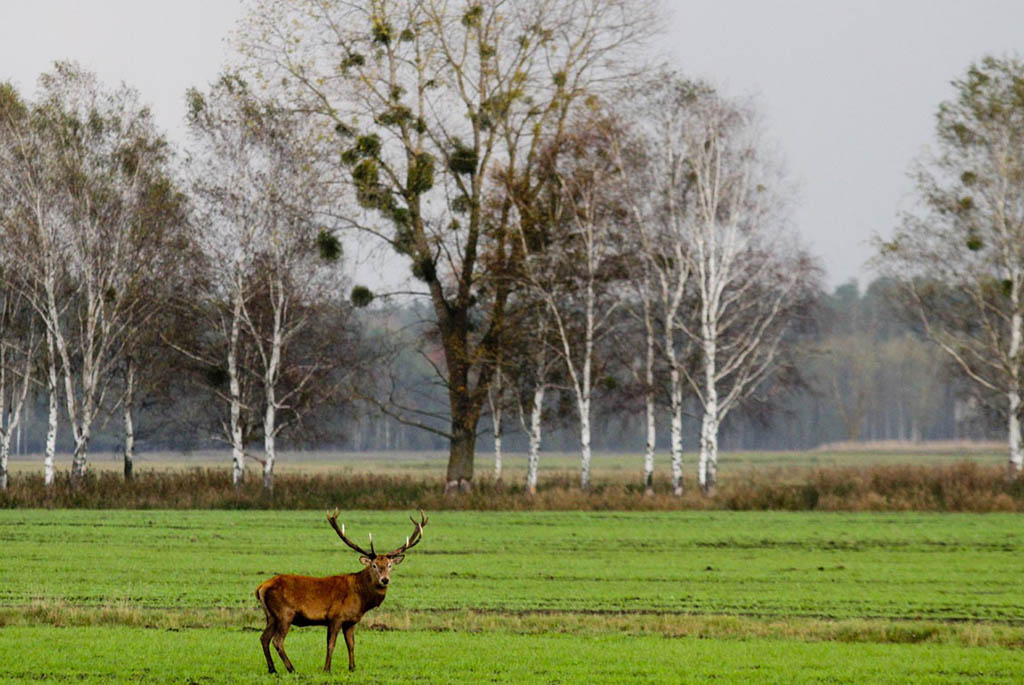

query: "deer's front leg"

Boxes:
[325, 619, 343, 672]
[342, 621, 357, 671]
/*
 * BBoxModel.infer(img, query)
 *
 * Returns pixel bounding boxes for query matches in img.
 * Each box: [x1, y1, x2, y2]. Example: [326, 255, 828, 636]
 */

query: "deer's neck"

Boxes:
[354, 567, 387, 609]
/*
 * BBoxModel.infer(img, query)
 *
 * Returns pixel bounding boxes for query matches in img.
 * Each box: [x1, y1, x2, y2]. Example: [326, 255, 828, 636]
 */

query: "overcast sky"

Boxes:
[2, 0, 1023, 290]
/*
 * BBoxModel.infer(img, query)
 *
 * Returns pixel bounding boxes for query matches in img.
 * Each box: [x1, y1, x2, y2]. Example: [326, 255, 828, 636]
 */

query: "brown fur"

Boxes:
[254, 510, 425, 673]
[255, 556, 401, 673]
[253, 557, 397, 671]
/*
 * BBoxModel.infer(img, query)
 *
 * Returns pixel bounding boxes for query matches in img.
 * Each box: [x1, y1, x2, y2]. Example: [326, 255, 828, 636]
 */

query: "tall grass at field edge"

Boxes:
[3, 604, 1023, 649]
[1, 461, 1021, 510]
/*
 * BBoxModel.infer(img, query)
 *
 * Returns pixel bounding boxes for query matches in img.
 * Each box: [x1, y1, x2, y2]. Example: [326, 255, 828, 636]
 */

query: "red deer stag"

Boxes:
[255, 509, 427, 673]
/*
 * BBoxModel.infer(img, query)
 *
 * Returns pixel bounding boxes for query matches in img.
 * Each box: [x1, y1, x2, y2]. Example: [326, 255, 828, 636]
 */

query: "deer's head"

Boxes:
[359, 554, 402, 588]
[327, 510, 427, 590]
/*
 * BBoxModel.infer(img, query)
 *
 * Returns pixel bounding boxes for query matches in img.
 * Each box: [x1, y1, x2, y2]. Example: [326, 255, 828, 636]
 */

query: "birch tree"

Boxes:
[877, 56, 1024, 476]
[0, 80, 65, 486]
[172, 284, 262, 487]
[516, 112, 629, 489]
[494, 296, 560, 494]
[603, 101, 661, 495]
[610, 73, 707, 495]
[187, 74, 350, 493]
[238, 0, 657, 492]
[486, 356, 506, 486]
[0, 280, 38, 491]
[114, 171, 191, 481]
[1, 64, 177, 484]
[630, 262, 659, 494]
[0, 85, 36, 490]
[185, 77, 276, 488]
[517, 313, 559, 495]
[488, 300, 554, 490]
[678, 89, 817, 495]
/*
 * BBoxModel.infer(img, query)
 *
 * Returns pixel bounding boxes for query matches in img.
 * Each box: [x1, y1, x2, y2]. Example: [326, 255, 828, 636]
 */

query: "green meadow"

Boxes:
[1, 510, 1022, 682]
[1, 626, 1020, 684]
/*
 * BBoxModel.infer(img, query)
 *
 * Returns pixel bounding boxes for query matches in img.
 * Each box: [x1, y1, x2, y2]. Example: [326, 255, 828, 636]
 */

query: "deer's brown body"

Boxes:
[255, 510, 426, 673]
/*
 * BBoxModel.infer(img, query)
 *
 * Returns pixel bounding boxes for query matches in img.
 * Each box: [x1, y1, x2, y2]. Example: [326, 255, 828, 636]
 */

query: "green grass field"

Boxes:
[1, 510, 1022, 682]
[2, 625, 1020, 684]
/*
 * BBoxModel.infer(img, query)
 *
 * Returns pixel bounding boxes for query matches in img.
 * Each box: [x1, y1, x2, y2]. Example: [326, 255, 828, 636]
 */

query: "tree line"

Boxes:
[2, 1, 1022, 495]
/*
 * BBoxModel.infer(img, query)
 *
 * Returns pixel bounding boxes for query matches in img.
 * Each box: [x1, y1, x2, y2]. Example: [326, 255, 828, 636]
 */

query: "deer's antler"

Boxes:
[387, 510, 428, 557]
[326, 509, 375, 557]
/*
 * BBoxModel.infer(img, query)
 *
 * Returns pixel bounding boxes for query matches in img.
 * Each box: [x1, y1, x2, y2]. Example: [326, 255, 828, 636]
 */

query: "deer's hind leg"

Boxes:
[257, 587, 280, 674]
[259, 589, 297, 674]
[272, 617, 296, 673]
[260, 619, 278, 674]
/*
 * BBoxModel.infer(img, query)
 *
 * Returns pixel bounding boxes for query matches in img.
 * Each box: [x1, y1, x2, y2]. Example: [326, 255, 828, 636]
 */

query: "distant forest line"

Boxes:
[1, 278, 1002, 460]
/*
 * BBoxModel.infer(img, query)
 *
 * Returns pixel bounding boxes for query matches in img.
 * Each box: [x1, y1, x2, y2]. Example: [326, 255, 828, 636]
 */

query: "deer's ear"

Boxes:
[389, 554, 405, 565]
[359, 556, 373, 566]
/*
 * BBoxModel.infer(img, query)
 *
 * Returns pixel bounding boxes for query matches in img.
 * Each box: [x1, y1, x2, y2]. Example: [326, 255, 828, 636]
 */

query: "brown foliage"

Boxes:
[1, 462, 1021, 511]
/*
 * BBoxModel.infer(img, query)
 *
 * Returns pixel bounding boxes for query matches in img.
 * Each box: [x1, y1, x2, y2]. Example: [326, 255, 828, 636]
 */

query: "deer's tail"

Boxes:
[255, 582, 273, 625]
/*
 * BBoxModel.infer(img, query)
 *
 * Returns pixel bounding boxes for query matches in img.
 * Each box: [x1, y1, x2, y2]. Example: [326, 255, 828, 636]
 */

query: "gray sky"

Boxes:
[2, 0, 1023, 289]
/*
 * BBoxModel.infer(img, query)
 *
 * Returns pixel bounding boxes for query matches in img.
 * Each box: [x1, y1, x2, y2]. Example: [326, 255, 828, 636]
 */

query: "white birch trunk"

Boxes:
[0, 363, 7, 491]
[641, 278, 656, 495]
[493, 424, 502, 483]
[1009, 309, 1023, 474]
[579, 270, 595, 490]
[670, 381, 684, 496]
[72, 420, 91, 482]
[489, 366, 503, 484]
[123, 357, 135, 481]
[263, 420, 276, 494]
[44, 331, 58, 487]
[644, 388, 656, 495]
[0, 330, 35, 490]
[263, 367, 277, 494]
[522, 317, 551, 496]
[1009, 391, 1022, 473]
[552, 262, 597, 491]
[579, 395, 592, 490]
[262, 293, 284, 495]
[0, 346, 8, 490]
[525, 384, 545, 495]
[698, 337, 719, 495]
[65, 343, 87, 482]
[664, 290, 686, 496]
[698, 404, 719, 495]
[228, 292, 245, 487]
